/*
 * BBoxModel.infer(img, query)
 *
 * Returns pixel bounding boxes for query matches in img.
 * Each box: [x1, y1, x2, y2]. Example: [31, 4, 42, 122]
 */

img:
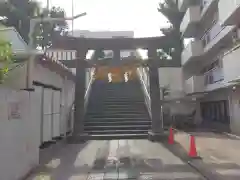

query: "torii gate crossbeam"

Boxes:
[52, 35, 180, 141]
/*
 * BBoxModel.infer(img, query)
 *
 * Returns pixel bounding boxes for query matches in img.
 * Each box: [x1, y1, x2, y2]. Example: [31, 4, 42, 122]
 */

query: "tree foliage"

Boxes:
[157, 0, 185, 60]
[33, 7, 68, 50]
[0, 0, 68, 48]
[0, 0, 40, 42]
[0, 38, 13, 83]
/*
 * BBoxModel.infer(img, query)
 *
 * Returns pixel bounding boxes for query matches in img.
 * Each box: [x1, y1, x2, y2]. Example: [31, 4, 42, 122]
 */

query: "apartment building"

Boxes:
[180, 0, 240, 134]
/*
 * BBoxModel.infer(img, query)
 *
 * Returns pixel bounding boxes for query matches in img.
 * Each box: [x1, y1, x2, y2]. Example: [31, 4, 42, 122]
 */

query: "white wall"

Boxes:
[0, 61, 75, 180]
[223, 47, 240, 83]
[158, 67, 184, 99]
[0, 86, 38, 180]
[218, 0, 240, 26]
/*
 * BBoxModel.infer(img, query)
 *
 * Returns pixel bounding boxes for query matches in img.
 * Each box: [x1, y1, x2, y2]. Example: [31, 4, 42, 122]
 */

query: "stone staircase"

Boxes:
[84, 80, 151, 140]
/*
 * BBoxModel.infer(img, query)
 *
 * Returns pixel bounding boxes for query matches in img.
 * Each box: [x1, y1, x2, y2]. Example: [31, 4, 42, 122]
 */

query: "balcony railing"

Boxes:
[204, 68, 224, 85]
[185, 75, 204, 94]
[178, 0, 191, 12]
[201, 22, 235, 54]
[219, 0, 240, 26]
[202, 23, 223, 47]
[200, 0, 218, 19]
[180, 5, 201, 37]
[181, 39, 203, 65]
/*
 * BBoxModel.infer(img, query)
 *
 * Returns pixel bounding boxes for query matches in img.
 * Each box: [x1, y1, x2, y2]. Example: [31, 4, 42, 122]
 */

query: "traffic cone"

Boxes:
[168, 127, 174, 144]
[188, 135, 198, 158]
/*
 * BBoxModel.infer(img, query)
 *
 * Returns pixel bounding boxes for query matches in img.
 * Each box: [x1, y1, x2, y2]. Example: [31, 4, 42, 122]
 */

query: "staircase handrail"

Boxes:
[66, 67, 95, 134]
[137, 67, 152, 118]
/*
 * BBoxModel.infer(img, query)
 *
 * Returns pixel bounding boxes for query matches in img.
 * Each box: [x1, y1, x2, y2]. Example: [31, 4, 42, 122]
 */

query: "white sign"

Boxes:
[8, 101, 21, 120]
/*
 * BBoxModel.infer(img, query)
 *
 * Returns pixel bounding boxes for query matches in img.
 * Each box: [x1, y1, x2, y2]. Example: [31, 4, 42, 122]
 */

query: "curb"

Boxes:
[223, 132, 240, 140]
[20, 136, 70, 180]
[162, 140, 219, 180]
[164, 128, 225, 180]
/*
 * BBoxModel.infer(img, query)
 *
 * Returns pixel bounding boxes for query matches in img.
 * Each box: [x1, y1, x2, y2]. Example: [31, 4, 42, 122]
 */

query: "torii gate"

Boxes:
[52, 35, 180, 141]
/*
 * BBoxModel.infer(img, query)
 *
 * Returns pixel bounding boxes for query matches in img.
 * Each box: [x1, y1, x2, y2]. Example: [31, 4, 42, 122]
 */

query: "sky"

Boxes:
[37, 0, 169, 37]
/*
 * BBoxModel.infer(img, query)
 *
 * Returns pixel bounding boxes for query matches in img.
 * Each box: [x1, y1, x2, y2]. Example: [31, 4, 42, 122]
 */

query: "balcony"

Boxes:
[204, 68, 224, 91]
[202, 23, 235, 56]
[181, 40, 203, 66]
[219, 0, 240, 26]
[178, 0, 192, 12]
[180, 6, 201, 37]
[223, 46, 240, 83]
[178, 0, 199, 12]
[200, 0, 218, 19]
[185, 76, 204, 94]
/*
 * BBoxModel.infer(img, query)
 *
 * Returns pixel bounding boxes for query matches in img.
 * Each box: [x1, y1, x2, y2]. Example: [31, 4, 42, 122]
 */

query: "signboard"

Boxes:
[8, 101, 21, 120]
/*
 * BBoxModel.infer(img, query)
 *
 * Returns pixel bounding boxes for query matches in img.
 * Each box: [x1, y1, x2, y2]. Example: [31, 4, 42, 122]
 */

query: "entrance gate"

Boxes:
[52, 36, 180, 140]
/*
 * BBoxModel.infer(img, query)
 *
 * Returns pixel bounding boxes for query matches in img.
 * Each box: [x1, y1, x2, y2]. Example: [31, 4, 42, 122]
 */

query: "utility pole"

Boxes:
[47, 0, 50, 11]
[72, 0, 74, 35]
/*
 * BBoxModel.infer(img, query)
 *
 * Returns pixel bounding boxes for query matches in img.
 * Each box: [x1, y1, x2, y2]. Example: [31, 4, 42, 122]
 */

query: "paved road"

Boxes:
[27, 140, 205, 180]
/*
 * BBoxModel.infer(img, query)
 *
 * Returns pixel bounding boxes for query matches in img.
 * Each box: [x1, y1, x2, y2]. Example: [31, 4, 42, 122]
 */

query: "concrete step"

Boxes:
[90, 104, 146, 106]
[85, 117, 149, 121]
[87, 110, 148, 114]
[88, 106, 147, 110]
[89, 101, 145, 104]
[84, 125, 151, 131]
[86, 113, 150, 118]
[83, 134, 148, 140]
[84, 129, 149, 135]
[84, 121, 151, 126]
[88, 105, 147, 110]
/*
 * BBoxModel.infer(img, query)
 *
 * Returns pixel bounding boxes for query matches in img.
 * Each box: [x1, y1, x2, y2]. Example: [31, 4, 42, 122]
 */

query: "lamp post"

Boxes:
[28, 13, 87, 48]
[27, 12, 87, 89]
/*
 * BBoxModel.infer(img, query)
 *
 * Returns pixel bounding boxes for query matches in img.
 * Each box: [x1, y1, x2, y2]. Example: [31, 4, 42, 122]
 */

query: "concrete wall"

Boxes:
[0, 60, 75, 180]
[200, 89, 228, 102]
[158, 68, 183, 91]
[158, 67, 184, 100]
[229, 87, 240, 135]
[0, 87, 36, 180]
[223, 47, 240, 83]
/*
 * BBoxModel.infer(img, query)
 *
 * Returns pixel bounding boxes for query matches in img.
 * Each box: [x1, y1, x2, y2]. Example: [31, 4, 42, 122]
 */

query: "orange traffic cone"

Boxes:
[168, 127, 174, 144]
[188, 135, 198, 158]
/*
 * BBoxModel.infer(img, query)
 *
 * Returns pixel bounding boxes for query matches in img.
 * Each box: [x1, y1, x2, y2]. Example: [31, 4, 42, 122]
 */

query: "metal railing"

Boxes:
[204, 67, 224, 85]
[201, 22, 225, 47]
[137, 67, 151, 118]
[66, 67, 95, 135]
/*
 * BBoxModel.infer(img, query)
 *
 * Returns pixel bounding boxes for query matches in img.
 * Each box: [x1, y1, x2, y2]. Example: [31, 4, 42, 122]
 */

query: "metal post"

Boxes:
[72, 0, 74, 35]
[47, 0, 50, 11]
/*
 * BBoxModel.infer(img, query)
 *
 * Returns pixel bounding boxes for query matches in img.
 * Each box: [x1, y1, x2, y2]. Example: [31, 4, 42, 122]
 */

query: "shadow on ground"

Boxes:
[162, 139, 240, 180]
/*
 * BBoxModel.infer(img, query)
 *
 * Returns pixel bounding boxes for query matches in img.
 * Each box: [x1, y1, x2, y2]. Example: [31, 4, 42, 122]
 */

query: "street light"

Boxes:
[28, 12, 87, 48]
[26, 12, 87, 89]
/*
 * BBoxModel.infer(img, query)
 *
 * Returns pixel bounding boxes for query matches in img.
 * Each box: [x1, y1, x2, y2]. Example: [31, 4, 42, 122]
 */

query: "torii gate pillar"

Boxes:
[148, 47, 164, 141]
[73, 49, 88, 136]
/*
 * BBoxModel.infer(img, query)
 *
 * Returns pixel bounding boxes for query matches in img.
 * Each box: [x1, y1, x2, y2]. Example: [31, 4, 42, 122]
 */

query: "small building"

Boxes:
[0, 26, 85, 180]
